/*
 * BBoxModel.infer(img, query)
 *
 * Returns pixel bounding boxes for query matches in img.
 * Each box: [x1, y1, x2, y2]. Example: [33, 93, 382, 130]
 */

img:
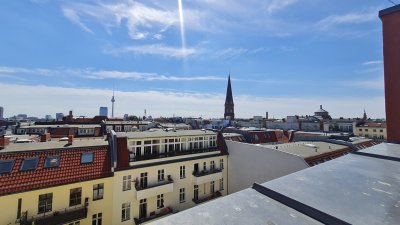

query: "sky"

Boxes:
[0, 0, 393, 119]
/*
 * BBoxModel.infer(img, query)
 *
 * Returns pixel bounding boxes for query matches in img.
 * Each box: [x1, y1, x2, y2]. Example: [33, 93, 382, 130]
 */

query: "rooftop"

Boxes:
[152, 142, 400, 225]
[260, 141, 347, 158]
[1, 138, 108, 152]
[116, 129, 216, 139]
[19, 124, 101, 129]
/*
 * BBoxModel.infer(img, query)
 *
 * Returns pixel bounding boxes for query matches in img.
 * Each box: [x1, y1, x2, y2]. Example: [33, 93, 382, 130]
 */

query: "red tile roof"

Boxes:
[0, 146, 112, 196]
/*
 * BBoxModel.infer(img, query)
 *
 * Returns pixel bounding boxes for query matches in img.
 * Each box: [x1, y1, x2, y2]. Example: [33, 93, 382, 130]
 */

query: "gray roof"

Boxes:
[116, 130, 217, 139]
[152, 143, 400, 225]
[1, 138, 108, 152]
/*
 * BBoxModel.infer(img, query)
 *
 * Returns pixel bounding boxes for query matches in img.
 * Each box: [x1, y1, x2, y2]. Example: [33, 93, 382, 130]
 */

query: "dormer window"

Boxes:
[44, 156, 60, 168]
[81, 153, 94, 164]
[20, 157, 39, 171]
[0, 160, 15, 174]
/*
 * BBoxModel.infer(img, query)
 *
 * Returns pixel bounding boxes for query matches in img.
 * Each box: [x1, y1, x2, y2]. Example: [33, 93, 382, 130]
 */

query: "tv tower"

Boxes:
[111, 88, 115, 118]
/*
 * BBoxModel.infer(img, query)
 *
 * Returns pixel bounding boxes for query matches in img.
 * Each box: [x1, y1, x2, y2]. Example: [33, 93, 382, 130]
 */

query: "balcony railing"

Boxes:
[135, 175, 174, 191]
[134, 206, 173, 225]
[131, 147, 219, 162]
[192, 168, 222, 177]
[192, 191, 222, 204]
[135, 176, 174, 199]
[20, 204, 88, 225]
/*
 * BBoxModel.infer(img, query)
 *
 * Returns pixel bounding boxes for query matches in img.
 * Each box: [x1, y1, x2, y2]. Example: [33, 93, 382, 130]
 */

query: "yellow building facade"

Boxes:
[354, 123, 387, 140]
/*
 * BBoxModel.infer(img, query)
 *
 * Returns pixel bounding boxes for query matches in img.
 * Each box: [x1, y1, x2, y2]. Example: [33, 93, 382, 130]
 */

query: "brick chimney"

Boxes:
[40, 133, 51, 142]
[380, 5, 400, 143]
[0, 136, 10, 149]
[68, 135, 74, 145]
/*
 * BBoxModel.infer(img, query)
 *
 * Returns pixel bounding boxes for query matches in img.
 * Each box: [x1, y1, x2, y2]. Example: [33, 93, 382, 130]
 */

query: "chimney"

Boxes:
[320, 105, 323, 109]
[266, 112, 269, 120]
[68, 135, 74, 145]
[0, 136, 10, 149]
[40, 133, 51, 142]
[380, 5, 400, 143]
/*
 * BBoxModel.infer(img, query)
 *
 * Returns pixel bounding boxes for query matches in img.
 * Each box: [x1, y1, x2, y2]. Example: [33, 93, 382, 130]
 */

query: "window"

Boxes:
[158, 169, 165, 181]
[121, 203, 130, 222]
[373, 129, 377, 132]
[70, 188, 82, 207]
[0, 159, 15, 174]
[69, 222, 80, 225]
[358, 129, 362, 132]
[81, 153, 94, 164]
[140, 172, 148, 188]
[44, 156, 60, 168]
[139, 199, 147, 219]
[92, 213, 102, 225]
[203, 162, 206, 171]
[93, 184, 104, 201]
[365, 129, 368, 132]
[210, 161, 215, 170]
[38, 193, 52, 214]
[193, 185, 199, 201]
[220, 178, 224, 191]
[123, 175, 132, 191]
[210, 181, 215, 193]
[179, 188, 185, 203]
[380, 129, 384, 133]
[17, 198, 22, 219]
[220, 159, 224, 170]
[20, 157, 39, 171]
[180, 166, 185, 179]
[157, 194, 164, 209]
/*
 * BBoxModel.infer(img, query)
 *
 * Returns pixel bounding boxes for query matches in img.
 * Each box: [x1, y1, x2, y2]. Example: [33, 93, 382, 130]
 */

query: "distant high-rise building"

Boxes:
[0, 106, 3, 120]
[99, 107, 108, 117]
[45, 115, 53, 121]
[224, 75, 235, 120]
[111, 89, 115, 118]
[56, 113, 64, 121]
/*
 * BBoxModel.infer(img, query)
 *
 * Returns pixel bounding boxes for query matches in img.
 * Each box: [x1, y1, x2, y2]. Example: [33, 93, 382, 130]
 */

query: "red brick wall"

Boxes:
[116, 137, 130, 169]
[381, 8, 400, 143]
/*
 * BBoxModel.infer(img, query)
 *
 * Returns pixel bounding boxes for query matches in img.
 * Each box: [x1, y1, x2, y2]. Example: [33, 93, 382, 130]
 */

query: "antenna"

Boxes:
[388, 0, 397, 5]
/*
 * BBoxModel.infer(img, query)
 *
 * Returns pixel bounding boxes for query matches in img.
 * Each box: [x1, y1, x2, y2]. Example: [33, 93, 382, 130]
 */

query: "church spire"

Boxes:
[224, 74, 235, 120]
[363, 109, 367, 121]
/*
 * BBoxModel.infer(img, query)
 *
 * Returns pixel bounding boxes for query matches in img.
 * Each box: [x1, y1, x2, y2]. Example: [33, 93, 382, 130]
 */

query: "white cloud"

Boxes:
[362, 60, 383, 65]
[316, 10, 377, 30]
[0, 83, 385, 119]
[265, 0, 298, 14]
[62, 8, 94, 33]
[0, 66, 226, 82]
[346, 77, 384, 90]
[105, 44, 200, 58]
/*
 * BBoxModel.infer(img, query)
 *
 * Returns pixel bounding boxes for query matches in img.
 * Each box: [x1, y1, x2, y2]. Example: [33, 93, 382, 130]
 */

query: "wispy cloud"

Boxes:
[265, 0, 298, 14]
[105, 44, 200, 58]
[0, 66, 225, 82]
[316, 10, 377, 30]
[362, 60, 383, 66]
[62, 7, 94, 34]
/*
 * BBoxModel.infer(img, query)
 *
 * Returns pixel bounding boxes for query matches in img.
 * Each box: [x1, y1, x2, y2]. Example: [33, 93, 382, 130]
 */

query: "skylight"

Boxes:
[0, 160, 15, 174]
[20, 157, 39, 171]
[81, 153, 94, 164]
[44, 156, 60, 168]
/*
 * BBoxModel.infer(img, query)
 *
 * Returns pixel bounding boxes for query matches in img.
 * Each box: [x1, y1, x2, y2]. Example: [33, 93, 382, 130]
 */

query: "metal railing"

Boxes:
[135, 175, 174, 191]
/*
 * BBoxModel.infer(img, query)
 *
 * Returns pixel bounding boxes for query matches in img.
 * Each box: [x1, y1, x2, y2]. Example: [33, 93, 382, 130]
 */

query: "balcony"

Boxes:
[20, 204, 88, 225]
[192, 169, 223, 185]
[134, 206, 173, 225]
[135, 176, 174, 199]
[193, 191, 222, 204]
[131, 147, 219, 162]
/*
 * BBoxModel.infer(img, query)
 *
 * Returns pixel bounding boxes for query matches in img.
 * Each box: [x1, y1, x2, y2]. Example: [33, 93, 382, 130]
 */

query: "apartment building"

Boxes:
[354, 122, 387, 140]
[109, 130, 228, 225]
[0, 136, 113, 225]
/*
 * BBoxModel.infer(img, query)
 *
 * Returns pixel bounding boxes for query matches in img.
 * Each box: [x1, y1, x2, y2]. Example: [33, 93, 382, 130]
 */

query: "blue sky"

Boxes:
[0, 0, 391, 119]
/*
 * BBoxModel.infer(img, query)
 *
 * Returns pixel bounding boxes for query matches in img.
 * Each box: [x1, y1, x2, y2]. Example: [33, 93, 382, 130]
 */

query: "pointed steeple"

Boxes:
[363, 109, 367, 121]
[224, 74, 235, 120]
[225, 74, 234, 105]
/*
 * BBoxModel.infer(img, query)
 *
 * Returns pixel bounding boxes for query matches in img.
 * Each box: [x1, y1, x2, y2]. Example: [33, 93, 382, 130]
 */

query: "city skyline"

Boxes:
[0, 0, 391, 118]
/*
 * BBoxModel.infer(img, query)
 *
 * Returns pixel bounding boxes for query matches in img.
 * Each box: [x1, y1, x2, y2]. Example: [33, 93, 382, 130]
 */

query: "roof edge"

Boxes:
[379, 4, 400, 18]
